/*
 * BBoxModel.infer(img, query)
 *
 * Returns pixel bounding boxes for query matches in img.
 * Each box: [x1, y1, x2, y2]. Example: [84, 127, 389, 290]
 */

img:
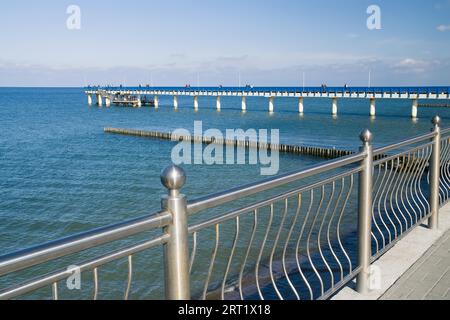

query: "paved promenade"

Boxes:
[381, 229, 450, 300]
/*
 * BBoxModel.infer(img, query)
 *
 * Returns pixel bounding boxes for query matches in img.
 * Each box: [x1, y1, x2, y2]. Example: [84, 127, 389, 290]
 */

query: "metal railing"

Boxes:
[0, 116, 449, 300]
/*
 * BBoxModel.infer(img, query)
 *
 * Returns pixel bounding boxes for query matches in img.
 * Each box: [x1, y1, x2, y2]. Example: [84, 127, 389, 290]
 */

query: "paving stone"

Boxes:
[381, 229, 450, 300]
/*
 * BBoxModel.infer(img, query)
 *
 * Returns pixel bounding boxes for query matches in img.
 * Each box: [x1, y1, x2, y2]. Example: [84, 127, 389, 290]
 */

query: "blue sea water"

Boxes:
[0, 87, 449, 299]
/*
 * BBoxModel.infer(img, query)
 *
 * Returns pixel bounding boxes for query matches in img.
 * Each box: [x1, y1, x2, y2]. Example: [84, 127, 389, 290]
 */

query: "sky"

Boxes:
[0, 0, 449, 87]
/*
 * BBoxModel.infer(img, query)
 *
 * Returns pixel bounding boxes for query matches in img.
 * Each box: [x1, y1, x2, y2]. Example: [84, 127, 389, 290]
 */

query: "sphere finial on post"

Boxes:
[359, 129, 373, 146]
[161, 165, 186, 197]
[432, 115, 441, 128]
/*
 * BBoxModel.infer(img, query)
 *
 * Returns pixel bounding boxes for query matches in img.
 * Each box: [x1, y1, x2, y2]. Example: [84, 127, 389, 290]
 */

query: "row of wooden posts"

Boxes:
[104, 127, 354, 159]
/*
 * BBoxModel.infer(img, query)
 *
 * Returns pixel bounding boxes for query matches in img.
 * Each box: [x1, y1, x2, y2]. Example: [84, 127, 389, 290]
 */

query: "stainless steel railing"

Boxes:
[0, 116, 447, 300]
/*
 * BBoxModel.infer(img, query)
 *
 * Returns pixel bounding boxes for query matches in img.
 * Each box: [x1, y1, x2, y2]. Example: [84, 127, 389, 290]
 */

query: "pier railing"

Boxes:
[0, 116, 449, 300]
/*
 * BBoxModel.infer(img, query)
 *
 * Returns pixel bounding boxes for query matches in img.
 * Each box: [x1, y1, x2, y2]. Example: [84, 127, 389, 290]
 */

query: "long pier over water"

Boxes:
[86, 86, 450, 118]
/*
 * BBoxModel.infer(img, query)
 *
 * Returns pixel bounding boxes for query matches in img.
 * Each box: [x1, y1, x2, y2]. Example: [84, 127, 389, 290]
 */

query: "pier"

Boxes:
[86, 86, 450, 118]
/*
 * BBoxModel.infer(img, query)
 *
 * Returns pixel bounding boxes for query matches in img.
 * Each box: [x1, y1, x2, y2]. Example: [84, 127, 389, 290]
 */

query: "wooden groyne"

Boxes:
[104, 127, 354, 159]
[419, 103, 450, 108]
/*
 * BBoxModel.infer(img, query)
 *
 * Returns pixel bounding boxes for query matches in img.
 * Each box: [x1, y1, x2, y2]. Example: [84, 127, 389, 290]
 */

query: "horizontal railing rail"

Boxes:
[0, 116, 448, 300]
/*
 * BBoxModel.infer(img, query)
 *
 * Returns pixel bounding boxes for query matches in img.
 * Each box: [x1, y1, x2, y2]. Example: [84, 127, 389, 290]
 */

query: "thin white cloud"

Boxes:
[437, 24, 450, 32]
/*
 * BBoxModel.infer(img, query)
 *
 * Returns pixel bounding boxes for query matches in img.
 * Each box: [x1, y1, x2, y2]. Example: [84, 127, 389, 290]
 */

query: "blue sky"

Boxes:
[0, 0, 449, 86]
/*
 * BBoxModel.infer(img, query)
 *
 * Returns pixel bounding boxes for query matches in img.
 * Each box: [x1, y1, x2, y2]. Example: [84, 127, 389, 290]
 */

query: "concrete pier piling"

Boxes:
[332, 98, 338, 116]
[242, 96, 247, 112]
[412, 99, 418, 119]
[370, 98, 376, 117]
[154, 96, 159, 109]
[298, 97, 304, 114]
[104, 127, 354, 159]
[194, 96, 199, 110]
[173, 96, 178, 109]
[216, 96, 221, 111]
[97, 94, 103, 107]
[269, 96, 274, 113]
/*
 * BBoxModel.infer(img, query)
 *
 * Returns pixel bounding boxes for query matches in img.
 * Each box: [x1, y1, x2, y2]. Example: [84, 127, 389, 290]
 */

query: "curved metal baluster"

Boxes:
[371, 163, 383, 253]
[238, 210, 258, 300]
[417, 146, 432, 218]
[317, 184, 336, 289]
[283, 194, 302, 300]
[269, 199, 289, 300]
[202, 224, 220, 300]
[52, 282, 58, 300]
[389, 156, 406, 237]
[439, 139, 450, 203]
[93, 267, 99, 300]
[395, 153, 413, 230]
[413, 147, 428, 220]
[376, 159, 393, 245]
[439, 139, 449, 203]
[372, 163, 386, 250]
[383, 158, 399, 240]
[336, 175, 354, 272]
[442, 139, 450, 203]
[255, 204, 274, 300]
[306, 187, 325, 297]
[410, 147, 428, 224]
[404, 149, 422, 226]
[221, 216, 240, 300]
[124, 255, 133, 300]
[189, 232, 198, 274]
[295, 190, 314, 300]
[327, 178, 345, 281]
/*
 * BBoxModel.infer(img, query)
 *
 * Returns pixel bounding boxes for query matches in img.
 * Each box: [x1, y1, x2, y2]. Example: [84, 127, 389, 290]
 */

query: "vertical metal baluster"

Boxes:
[389, 157, 405, 236]
[419, 145, 432, 215]
[221, 217, 240, 300]
[371, 163, 384, 253]
[377, 158, 393, 245]
[189, 232, 198, 274]
[202, 224, 220, 300]
[93, 268, 99, 300]
[238, 210, 258, 300]
[395, 152, 415, 230]
[269, 199, 289, 300]
[326, 179, 345, 281]
[52, 282, 58, 301]
[404, 149, 421, 226]
[373, 163, 387, 250]
[408, 150, 423, 221]
[306, 187, 325, 296]
[383, 158, 399, 240]
[317, 183, 336, 289]
[395, 154, 413, 231]
[295, 190, 314, 300]
[124, 255, 133, 300]
[336, 175, 354, 273]
[283, 194, 302, 300]
[255, 204, 274, 300]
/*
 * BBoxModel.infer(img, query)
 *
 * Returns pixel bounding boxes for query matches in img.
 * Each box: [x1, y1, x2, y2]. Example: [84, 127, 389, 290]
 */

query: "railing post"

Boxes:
[429, 116, 441, 229]
[356, 129, 374, 294]
[160, 165, 191, 300]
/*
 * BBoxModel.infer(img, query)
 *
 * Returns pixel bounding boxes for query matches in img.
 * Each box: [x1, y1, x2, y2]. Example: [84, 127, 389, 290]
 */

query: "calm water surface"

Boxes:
[0, 88, 448, 299]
